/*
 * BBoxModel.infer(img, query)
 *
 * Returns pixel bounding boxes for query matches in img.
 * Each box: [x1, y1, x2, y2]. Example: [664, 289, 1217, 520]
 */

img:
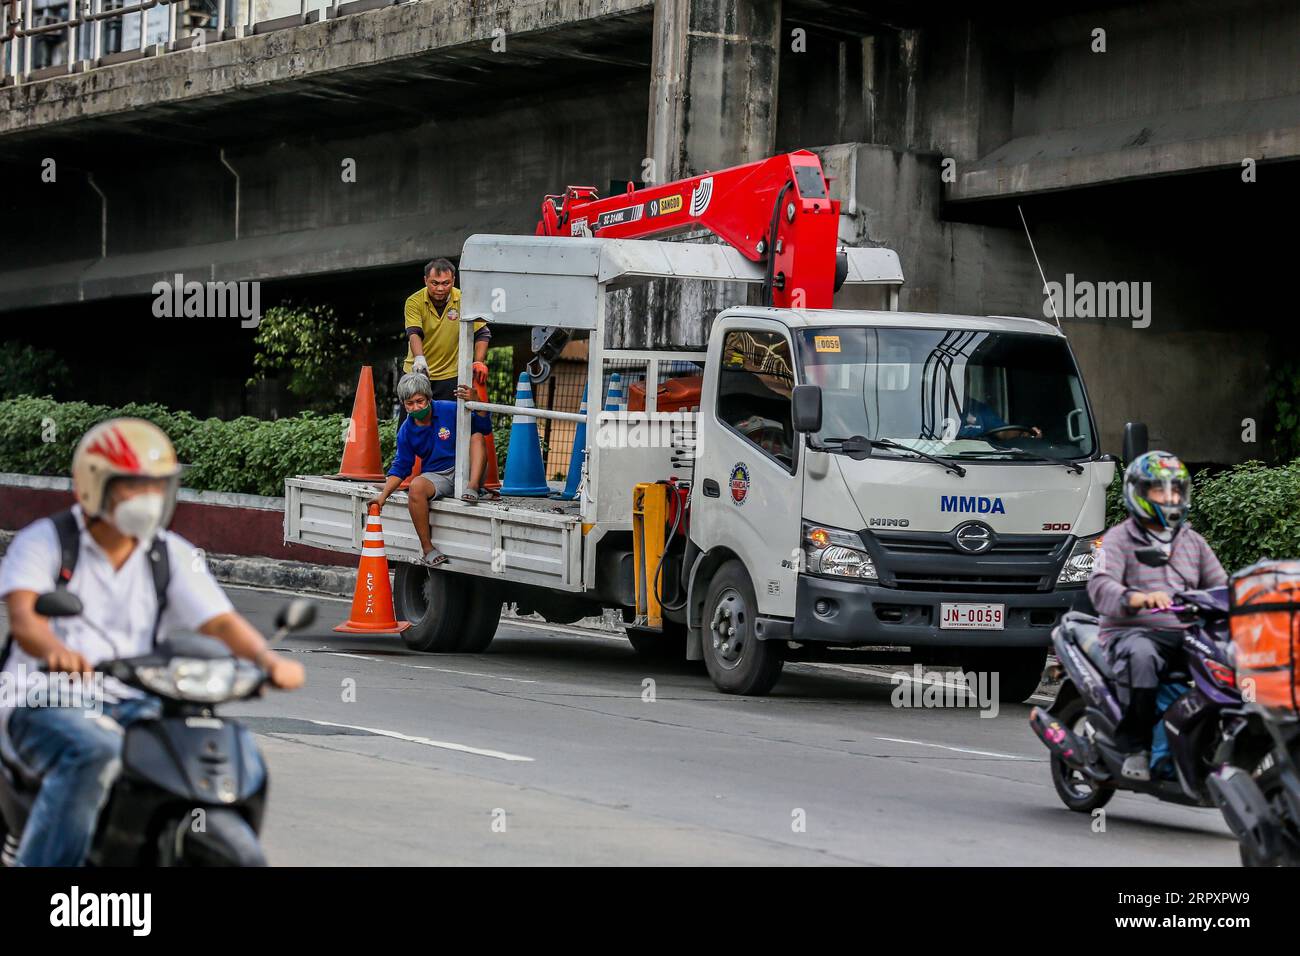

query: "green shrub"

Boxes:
[0, 345, 68, 400]
[0, 395, 396, 498]
[1191, 461, 1300, 571]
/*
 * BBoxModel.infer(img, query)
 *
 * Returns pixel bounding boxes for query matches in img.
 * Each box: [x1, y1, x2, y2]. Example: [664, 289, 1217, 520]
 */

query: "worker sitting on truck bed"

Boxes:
[404, 258, 491, 402]
[367, 373, 495, 568]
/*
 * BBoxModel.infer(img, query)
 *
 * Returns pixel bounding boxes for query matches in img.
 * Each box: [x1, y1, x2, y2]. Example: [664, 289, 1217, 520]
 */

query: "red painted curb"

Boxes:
[0, 486, 355, 568]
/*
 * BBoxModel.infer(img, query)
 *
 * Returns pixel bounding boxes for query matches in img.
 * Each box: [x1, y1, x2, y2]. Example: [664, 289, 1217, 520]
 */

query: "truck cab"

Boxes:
[686, 307, 1114, 700]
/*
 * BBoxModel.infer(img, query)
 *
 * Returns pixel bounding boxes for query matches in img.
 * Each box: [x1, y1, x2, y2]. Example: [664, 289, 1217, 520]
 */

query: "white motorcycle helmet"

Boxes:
[72, 418, 181, 538]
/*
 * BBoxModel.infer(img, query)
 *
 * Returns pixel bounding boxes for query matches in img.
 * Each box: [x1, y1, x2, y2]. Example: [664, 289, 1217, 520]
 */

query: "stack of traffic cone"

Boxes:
[554, 383, 588, 501]
[334, 505, 411, 634]
[499, 372, 551, 497]
[337, 366, 385, 480]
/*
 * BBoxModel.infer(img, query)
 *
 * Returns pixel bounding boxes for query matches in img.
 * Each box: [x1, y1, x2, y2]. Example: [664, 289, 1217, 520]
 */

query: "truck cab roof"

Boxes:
[723, 307, 1065, 338]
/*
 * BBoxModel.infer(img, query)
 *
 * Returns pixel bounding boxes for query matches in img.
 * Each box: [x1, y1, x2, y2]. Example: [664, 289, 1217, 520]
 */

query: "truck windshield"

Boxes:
[797, 327, 1095, 460]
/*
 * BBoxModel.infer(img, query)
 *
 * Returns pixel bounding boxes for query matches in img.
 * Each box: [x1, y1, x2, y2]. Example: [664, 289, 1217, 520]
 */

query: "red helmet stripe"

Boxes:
[86, 426, 142, 472]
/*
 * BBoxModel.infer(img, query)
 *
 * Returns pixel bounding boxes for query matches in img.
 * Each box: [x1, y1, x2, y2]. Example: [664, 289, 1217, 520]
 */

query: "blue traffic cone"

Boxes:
[604, 372, 623, 413]
[499, 372, 551, 497]
[554, 384, 588, 500]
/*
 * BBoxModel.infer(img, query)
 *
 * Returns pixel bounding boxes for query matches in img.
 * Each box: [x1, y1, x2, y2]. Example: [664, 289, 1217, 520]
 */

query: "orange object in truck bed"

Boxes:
[627, 375, 703, 413]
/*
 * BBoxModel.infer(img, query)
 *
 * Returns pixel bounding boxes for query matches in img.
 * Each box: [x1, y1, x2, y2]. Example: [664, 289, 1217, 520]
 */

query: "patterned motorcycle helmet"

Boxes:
[1123, 450, 1191, 530]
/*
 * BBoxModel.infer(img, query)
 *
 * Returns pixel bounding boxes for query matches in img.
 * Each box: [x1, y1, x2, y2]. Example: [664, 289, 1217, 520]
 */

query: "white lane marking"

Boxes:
[319, 652, 537, 684]
[872, 736, 1032, 760]
[304, 719, 534, 762]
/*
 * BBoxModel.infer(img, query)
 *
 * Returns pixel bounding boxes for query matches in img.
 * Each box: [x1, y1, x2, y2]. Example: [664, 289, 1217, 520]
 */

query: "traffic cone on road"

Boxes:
[499, 372, 551, 496]
[336, 366, 384, 480]
[334, 505, 411, 634]
[553, 383, 587, 501]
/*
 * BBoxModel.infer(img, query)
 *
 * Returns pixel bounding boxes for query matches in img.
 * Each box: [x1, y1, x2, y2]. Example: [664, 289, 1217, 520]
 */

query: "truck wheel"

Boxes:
[393, 564, 467, 652]
[962, 647, 1047, 703]
[702, 561, 783, 695]
[626, 620, 688, 661]
[458, 578, 505, 653]
[1049, 697, 1114, 813]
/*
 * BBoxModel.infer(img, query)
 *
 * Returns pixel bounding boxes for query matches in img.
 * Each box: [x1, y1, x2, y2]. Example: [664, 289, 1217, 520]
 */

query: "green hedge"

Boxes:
[0, 396, 397, 498]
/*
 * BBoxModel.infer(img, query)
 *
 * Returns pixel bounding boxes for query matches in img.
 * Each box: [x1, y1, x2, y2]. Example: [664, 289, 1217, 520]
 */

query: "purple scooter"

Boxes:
[1028, 546, 1247, 812]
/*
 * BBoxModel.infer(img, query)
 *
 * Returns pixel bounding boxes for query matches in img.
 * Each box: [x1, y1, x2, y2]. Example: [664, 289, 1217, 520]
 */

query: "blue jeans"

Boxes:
[7, 696, 160, 867]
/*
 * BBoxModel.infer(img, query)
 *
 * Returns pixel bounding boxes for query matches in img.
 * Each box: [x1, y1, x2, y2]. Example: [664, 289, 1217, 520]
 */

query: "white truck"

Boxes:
[284, 232, 1115, 702]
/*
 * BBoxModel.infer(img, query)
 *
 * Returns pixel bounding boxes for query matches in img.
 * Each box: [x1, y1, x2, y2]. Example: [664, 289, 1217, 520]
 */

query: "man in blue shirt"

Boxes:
[368, 373, 493, 566]
[956, 396, 1042, 440]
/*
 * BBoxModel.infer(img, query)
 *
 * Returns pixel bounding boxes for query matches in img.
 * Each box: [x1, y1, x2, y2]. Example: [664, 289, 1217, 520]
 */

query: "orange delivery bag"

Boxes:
[1230, 559, 1300, 713]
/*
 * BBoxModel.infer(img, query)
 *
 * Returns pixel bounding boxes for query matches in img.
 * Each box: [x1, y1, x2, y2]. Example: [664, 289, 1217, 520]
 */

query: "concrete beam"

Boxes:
[0, 0, 653, 139]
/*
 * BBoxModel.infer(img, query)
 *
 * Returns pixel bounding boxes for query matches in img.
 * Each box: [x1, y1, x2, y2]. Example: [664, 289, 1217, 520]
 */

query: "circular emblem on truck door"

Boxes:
[729, 462, 750, 505]
[953, 521, 994, 554]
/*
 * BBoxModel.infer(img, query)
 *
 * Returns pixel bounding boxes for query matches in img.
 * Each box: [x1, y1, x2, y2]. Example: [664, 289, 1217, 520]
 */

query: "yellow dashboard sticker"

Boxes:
[815, 335, 841, 353]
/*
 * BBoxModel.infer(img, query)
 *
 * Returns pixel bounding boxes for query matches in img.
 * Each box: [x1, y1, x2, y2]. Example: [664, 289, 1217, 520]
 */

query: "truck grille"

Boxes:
[863, 530, 1071, 594]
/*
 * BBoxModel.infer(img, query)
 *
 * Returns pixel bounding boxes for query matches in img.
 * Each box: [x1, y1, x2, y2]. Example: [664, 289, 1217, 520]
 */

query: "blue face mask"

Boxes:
[409, 403, 432, 421]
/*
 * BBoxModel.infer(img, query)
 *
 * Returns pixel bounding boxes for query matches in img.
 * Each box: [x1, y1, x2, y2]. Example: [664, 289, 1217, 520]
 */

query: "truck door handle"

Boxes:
[702, 479, 720, 497]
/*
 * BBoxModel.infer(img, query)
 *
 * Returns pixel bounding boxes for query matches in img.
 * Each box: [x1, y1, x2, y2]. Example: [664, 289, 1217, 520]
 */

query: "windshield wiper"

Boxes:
[811, 436, 966, 478]
[958, 447, 1084, 475]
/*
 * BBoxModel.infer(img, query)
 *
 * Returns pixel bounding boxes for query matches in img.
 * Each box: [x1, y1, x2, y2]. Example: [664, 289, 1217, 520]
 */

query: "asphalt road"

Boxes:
[0, 584, 1239, 865]
[202, 586, 1237, 866]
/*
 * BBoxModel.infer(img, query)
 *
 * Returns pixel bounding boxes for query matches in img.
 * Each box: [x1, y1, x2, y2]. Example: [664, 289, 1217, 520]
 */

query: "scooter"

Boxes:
[1027, 546, 1248, 812]
[0, 591, 314, 866]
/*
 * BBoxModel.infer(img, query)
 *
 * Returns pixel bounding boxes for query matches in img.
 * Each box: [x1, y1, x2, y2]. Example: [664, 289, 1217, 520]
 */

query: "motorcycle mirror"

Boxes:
[1134, 546, 1170, 568]
[34, 590, 84, 618]
[275, 599, 317, 632]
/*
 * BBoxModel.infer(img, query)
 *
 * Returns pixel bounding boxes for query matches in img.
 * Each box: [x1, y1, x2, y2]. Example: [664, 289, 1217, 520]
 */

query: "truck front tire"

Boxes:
[702, 561, 783, 696]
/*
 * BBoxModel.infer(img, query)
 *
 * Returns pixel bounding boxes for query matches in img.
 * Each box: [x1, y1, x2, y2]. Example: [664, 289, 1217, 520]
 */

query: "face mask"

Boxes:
[409, 404, 432, 421]
[111, 493, 166, 540]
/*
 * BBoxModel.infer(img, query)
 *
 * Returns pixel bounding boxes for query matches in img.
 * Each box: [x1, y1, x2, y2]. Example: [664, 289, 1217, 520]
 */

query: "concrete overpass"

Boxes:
[0, 0, 1295, 462]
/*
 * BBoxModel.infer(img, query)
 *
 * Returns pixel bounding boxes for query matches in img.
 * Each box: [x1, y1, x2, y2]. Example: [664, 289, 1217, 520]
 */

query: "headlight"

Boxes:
[1056, 535, 1103, 586]
[135, 658, 262, 703]
[802, 522, 878, 581]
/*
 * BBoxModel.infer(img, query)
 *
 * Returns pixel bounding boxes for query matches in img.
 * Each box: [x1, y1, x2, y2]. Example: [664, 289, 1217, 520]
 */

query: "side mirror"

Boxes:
[1123, 421, 1149, 463]
[1134, 546, 1169, 568]
[275, 599, 317, 632]
[34, 591, 84, 618]
[792, 384, 823, 433]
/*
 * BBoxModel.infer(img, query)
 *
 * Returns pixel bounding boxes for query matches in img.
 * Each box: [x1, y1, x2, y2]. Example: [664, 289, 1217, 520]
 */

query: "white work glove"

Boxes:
[412, 354, 429, 376]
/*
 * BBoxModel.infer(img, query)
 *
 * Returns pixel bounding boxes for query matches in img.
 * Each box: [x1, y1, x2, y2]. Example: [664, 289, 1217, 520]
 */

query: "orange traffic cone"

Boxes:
[398, 455, 423, 491]
[478, 381, 501, 490]
[337, 366, 384, 480]
[334, 505, 411, 634]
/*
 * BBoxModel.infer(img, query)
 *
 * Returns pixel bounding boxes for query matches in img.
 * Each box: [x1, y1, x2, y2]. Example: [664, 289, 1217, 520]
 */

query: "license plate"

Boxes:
[939, 603, 1005, 630]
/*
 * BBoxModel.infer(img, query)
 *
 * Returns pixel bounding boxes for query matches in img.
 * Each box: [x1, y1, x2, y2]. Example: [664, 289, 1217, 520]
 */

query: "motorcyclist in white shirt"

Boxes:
[0, 418, 305, 866]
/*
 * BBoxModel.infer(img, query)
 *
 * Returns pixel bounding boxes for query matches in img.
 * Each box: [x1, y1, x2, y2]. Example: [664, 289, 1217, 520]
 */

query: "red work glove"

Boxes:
[472, 361, 489, 388]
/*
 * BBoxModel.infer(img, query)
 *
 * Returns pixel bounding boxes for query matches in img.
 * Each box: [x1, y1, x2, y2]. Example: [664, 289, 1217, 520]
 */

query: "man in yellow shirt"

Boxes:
[404, 258, 490, 400]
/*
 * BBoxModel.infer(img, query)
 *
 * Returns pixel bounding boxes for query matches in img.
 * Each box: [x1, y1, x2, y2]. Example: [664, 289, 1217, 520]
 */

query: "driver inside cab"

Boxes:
[957, 395, 1042, 441]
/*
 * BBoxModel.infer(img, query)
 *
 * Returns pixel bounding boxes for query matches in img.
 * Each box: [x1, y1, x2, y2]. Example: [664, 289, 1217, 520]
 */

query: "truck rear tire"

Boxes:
[701, 561, 783, 696]
[393, 564, 467, 653]
[458, 578, 505, 653]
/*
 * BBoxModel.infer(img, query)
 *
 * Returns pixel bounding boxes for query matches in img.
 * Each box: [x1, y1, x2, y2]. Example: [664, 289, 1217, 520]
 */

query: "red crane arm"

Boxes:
[535, 150, 842, 309]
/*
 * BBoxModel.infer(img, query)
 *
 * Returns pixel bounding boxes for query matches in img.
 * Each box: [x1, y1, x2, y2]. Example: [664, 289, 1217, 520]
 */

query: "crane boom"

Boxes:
[536, 150, 843, 309]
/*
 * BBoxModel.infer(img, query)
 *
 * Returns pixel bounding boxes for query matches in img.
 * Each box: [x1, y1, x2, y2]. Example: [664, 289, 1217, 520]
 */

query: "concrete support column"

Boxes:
[646, 0, 781, 182]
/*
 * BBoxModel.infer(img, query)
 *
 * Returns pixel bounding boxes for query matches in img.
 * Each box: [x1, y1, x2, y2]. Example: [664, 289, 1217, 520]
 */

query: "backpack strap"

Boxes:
[147, 535, 171, 646]
[50, 509, 81, 591]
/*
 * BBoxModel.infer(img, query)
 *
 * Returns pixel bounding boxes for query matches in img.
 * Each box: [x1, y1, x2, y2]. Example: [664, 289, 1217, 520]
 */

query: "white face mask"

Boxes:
[110, 493, 167, 540]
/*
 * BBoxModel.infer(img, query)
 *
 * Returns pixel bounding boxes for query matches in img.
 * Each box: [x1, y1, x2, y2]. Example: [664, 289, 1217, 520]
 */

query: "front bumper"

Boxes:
[783, 574, 1091, 648]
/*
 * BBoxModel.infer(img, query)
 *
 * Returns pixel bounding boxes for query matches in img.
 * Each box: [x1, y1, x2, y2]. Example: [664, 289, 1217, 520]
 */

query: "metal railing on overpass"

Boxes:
[1, 0, 394, 86]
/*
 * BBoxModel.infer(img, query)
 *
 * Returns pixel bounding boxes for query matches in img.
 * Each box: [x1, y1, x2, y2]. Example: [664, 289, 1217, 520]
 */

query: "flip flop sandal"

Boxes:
[460, 489, 480, 504]
[478, 488, 502, 502]
[419, 548, 449, 568]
